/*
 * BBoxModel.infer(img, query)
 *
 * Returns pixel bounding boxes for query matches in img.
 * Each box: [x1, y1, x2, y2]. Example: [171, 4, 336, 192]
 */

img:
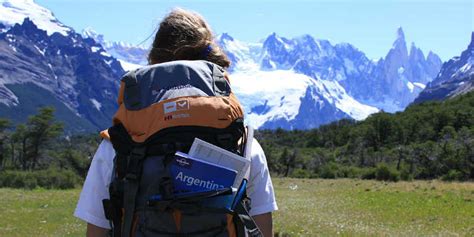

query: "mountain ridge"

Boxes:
[0, 17, 124, 132]
[414, 32, 474, 103]
[0, 0, 453, 132]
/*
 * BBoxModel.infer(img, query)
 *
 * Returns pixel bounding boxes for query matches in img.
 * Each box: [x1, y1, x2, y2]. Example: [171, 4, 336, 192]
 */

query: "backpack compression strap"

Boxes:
[235, 199, 262, 237]
[235, 126, 263, 236]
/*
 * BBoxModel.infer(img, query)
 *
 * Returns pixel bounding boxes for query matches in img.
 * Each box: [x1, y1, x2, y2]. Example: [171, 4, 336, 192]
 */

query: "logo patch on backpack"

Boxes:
[164, 100, 189, 114]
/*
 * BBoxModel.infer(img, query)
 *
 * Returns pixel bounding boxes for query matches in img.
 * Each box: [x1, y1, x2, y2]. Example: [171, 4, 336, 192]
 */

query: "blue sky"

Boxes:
[37, 0, 473, 61]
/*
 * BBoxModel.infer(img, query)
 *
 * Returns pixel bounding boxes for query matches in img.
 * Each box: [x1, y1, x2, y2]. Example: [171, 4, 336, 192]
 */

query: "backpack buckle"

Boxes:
[217, 133, 233, 150]
[130, 146, 146, 159]
[125, 146, 147, 180]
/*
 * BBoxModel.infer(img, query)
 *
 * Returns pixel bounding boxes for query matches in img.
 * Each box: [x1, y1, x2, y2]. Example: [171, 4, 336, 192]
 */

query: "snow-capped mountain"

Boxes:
[218, 33, 379, 129]
[0, 16, 124, 132]
[231, 67, 378, 129]
[216, 29, 441, 129]
[232, 28, 441, 113]
[372, 28, 442, 110]
[88, 27, 380, 129]
[82, 27, 147, 70]
[0, 0, 70, 35]
[414, 32, 474, 103]
[0, 0, 445, 131]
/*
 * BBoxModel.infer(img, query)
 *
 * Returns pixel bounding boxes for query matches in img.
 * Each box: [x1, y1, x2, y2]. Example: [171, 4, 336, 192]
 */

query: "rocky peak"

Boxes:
[426, 51, 442, 68]
[469, 31, 474, 48]
[263, 32, 283, 48]
[392, 27, 407, 52]
[219, 32, 234, 42]
[384, 27, 409, 76]
[461, 32, 474, 60]
[82, 27, 105, 44]
[409, 42, 425, 62]
[9, 17, 45, 37]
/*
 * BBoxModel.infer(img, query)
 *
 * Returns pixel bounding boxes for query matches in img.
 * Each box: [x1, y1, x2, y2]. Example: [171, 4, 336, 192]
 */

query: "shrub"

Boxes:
[375, 164, 400, 182]
[320, 163, 339, 179]
[340, 166, 362, 178]
[0, 169, 81, 189]
[23, 175, 38, 189]
[441, 170, 464, 181]
[291, 168, 312, 178]
[400, 168, 414, 181]
[36, 169, 80, 189]
[361, 168, 376, 180]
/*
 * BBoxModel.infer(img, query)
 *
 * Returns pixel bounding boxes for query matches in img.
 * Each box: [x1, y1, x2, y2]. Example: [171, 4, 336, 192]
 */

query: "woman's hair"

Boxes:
[148, 8, 230, 68]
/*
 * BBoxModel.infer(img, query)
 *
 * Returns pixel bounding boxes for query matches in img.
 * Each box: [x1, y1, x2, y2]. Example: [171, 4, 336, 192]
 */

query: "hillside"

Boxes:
[415, 32, 474, 103]
[256, 91, 474, 180]
[0, 18, 123, 132]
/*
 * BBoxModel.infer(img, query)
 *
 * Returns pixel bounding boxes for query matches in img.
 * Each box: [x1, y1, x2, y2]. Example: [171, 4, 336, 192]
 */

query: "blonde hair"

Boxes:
[148, 8, 230, 68]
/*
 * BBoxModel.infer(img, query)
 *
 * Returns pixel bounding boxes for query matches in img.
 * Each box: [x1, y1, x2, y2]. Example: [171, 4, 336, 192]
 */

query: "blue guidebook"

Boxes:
[170, 152, 238, 194]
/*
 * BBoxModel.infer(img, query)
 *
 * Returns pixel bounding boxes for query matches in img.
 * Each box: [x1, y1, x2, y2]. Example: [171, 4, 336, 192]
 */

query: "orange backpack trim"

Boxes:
[172, 210, 182, 232]
[113, 93, 244, 143]
[226, 214, 237, 237]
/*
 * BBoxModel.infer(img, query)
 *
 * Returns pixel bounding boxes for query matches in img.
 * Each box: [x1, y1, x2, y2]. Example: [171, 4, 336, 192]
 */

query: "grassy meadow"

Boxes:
[0, 178, 473, 236]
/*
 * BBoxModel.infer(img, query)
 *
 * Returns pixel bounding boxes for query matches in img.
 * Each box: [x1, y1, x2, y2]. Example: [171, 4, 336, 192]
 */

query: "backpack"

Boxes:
[101, 60, 263, 237]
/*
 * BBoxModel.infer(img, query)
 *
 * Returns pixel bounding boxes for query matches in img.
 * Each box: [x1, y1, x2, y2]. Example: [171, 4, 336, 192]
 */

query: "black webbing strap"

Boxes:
[121, 146, 146, 237]
[212, 65, 230, 96]
[234, 199, 262, 237]
[122, 74, 142, 110]
[102, 198, 121, 237]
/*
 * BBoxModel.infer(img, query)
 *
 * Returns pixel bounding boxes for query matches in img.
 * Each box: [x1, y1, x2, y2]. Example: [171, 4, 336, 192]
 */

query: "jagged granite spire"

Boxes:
[392, 27, 407, 52]
[409, 42, 425, 62]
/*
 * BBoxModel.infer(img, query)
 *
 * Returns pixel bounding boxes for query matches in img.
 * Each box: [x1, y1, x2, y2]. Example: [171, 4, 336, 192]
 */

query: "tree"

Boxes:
[26, 107, 63, 170]
[456, 127, 474, 179]
[13, 124, 28, 170]
[0, 118, 11, 170]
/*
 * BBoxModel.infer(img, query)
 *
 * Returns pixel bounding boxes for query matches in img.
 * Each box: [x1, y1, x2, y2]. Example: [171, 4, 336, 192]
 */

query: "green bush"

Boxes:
[340, 166, 362, 178]
[441, 170, 464, 181]
[320, 163, 339, 179]
[0, 171, 12, 187]
[0, 169, 81, 189]
[361, 168, 376, 180]
[23, 174, 38, 189]
[11, 172, 27, 188]
[375, 164, 400, 182]
[291, 168, 312, 178]
[36, 169, 80, 189]
[400, 168, 414, 181]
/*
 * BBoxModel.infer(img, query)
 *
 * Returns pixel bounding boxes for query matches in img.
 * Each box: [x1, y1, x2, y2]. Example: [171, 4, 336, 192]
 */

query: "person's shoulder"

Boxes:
[92, 139, 115, 163]
[249, 138, 267, 167]
[250, 138, 264, 157]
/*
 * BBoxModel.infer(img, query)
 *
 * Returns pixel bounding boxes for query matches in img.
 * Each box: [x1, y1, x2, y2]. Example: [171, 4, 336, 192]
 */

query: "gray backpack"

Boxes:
[101, 60, 263, 237]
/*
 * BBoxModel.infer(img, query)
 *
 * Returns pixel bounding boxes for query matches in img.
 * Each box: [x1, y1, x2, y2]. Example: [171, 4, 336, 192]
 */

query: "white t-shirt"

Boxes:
[74, 138, 278, 229]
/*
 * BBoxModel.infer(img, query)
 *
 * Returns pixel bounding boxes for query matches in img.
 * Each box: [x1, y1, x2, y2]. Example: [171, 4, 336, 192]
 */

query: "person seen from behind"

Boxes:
[74, 8, 278, 237]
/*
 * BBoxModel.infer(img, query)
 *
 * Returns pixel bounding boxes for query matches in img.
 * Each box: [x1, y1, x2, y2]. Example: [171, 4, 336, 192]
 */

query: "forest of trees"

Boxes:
[0, 107, 100, 189]
[256, 92, 474, 181]
[0, 92, 472, 189]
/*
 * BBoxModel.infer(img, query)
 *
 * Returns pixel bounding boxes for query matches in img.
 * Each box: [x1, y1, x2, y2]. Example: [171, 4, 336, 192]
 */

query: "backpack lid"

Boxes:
[112, 60, 245, 143]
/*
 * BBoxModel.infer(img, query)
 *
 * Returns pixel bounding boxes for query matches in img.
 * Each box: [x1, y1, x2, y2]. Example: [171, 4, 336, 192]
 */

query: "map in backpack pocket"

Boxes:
[170, 152, 237, 193]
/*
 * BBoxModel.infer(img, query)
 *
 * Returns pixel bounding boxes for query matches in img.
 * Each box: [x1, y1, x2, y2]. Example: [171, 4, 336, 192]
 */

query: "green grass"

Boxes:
[273, 179, 474, 236]
[0, 188, 84, 236]
[0, 179, 473, 236]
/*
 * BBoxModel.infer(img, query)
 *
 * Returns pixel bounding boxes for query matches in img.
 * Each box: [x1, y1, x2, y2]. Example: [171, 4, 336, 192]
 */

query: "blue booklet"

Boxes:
[170, 152, 237, 193]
